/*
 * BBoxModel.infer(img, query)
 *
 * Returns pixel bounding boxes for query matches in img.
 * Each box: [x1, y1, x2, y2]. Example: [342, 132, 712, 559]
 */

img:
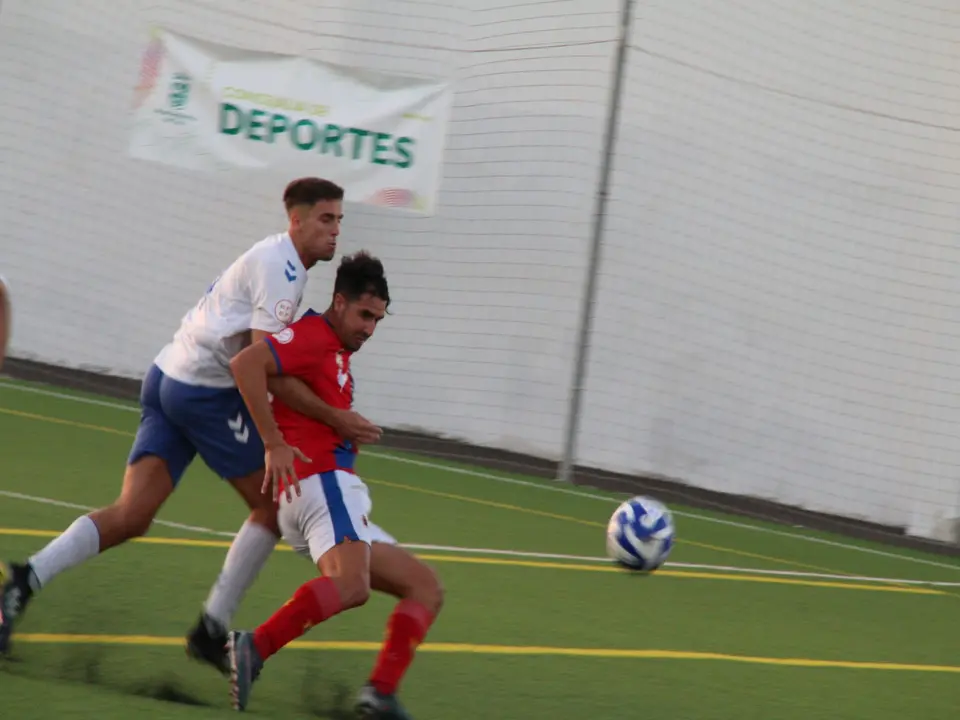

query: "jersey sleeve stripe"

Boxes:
[265, 337, 284, 375]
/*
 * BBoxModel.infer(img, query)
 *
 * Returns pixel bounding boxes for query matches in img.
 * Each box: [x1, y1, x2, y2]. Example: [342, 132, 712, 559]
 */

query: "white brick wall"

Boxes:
[2, 0, 959, 536]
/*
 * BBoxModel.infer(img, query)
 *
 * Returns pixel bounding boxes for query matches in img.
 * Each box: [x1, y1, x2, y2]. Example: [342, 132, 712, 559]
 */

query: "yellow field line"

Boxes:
[0, 406, 897, 577]
[14, 633, 960, 673]
[366, 477, 851, 574]
[0, 408, 134, 437]
[0, 528, 942, 595]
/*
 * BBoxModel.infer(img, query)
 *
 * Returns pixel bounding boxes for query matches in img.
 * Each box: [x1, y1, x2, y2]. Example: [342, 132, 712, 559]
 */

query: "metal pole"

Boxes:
[557, 0, 634, 483]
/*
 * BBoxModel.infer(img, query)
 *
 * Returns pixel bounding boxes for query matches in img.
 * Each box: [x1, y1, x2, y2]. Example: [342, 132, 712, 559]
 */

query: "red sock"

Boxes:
[369, 599, 435, 695]
[252, 577, 342, 661]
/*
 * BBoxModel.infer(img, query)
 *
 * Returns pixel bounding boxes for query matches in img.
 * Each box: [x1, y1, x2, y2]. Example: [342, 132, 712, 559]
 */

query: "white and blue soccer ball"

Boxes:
[606, 496, 675, 572]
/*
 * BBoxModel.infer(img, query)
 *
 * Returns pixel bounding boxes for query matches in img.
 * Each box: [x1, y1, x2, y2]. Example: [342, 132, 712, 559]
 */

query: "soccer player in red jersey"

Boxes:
[225, 251, 443, 718]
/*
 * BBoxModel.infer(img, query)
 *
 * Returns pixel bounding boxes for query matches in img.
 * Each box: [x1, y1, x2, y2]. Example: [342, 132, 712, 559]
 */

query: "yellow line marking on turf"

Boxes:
[0, 408, 134, 437]
[405, 556, 944, 595]
[0, 407, 906, 579]
[15, 633, 960, 673]
[0, 529, 68, 539]
[0, 528, 233, 549]
[365, 477, 849, 575]
[368, 477, 602, 527]
[0, 528, 943, 595]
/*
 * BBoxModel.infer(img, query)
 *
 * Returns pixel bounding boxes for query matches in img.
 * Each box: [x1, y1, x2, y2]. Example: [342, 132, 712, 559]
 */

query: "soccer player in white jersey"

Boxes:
[0, 177, 382, 672]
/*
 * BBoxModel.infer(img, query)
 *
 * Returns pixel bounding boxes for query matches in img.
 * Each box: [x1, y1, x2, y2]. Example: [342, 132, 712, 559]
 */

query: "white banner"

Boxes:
[128, 28, 454, 215]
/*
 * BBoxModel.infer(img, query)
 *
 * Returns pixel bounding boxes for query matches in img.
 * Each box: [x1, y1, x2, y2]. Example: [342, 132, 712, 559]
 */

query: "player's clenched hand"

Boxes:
[263, 442, 312, 503]
[332, 410, 383, 445]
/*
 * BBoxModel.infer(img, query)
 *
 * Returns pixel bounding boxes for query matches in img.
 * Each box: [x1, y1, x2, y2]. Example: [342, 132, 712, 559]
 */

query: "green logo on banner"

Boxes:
[218, 102, 416, 169]
[169, 73, 191, 110]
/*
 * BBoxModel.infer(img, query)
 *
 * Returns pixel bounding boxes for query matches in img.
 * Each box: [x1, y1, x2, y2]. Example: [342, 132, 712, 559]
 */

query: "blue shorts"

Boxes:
[128, 364, 265, 486]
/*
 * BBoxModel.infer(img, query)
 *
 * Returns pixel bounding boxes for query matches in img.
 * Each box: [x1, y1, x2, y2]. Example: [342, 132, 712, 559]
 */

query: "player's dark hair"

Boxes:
[334, 251, 391, 309]
[283, 177, 344, 211]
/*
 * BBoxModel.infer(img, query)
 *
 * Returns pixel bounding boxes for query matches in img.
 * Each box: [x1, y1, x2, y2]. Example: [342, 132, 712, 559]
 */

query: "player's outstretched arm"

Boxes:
[248, 329, 380, 445]
[0, 277, 10, 373]
[267, 375, 340, 425]
[230, 341, 286, 449]
[267, 375, 383, 445]
[230, 341, 310, 502]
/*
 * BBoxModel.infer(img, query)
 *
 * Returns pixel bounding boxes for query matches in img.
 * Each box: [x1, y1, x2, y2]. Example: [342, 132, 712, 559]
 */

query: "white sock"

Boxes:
[202, 520, 277, 628]
[28, 516, 101, 589]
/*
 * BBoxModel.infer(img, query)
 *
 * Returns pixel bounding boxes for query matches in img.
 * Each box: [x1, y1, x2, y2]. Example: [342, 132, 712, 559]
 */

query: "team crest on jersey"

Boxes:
[335, 352, 350, 392]
[274, 299, 295, 324]
[273, 327, 294, 344]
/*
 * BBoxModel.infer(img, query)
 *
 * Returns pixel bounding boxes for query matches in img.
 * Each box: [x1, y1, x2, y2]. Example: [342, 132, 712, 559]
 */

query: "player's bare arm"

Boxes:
[251, 326, 381, 444]
[271, 375, 382, 445]
[230, 340, 311, 502]
[0, 278, 9, 372]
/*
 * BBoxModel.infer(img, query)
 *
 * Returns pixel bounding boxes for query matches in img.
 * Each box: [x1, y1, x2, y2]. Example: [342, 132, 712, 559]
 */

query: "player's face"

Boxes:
[291, 200, 343, 265]
[333, 293, 387, 352]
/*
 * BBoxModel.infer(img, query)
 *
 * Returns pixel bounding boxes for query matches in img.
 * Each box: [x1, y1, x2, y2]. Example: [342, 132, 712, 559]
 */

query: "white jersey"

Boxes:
[154, 233, 308, 388]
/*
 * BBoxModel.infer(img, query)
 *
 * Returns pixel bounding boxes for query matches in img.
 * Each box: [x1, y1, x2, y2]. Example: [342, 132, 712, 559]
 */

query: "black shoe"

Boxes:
[0, 562, 34, 656]
[185, 613, 230, 675]
[355, 683, 413, 720]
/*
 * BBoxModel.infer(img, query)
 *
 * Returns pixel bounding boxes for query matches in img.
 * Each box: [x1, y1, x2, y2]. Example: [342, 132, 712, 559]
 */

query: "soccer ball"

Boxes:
[606, 496, 675, 572]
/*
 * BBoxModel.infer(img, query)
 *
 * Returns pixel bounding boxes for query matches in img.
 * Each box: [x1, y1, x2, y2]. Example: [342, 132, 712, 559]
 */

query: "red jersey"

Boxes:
[265, 310, 356, 477]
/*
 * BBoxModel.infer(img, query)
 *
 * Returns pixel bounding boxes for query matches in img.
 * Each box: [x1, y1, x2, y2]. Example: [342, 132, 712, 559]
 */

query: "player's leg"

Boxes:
[205, 466, 281, 618]
[0, 365, 193, 654]
[0, 459, 176, 654]
[177, 387, 282, 673]
[185, 466, 280, 673]
[355, 530, 445, 719]
[227, 471, 373, 711]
